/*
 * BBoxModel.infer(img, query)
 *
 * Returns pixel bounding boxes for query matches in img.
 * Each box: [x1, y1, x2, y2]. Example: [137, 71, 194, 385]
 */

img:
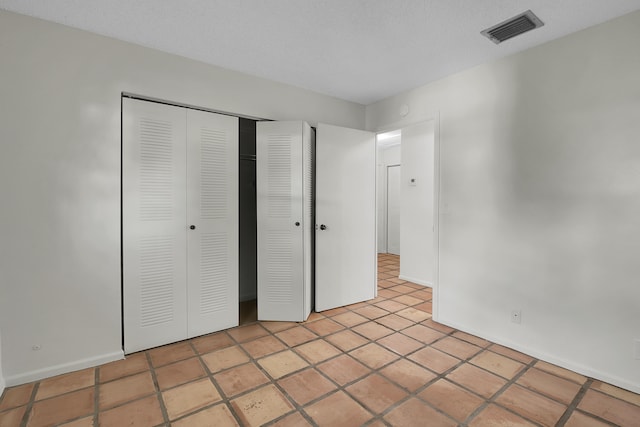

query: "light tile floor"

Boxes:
[1, 254, 639, 426]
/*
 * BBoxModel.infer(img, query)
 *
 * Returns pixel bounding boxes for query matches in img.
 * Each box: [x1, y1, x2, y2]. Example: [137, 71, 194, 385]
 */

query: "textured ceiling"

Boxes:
[2, 0, 640, 105]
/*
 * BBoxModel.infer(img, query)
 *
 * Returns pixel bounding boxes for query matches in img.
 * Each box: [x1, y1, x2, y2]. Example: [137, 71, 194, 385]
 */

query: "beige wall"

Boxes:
[0, 10, 365, 385]
[367, 11, 640, 393]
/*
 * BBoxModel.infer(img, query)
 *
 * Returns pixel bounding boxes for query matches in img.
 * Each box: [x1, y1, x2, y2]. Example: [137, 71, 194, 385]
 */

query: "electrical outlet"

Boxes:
[634, 339, 640, 360]
[511, 310, 522, 324]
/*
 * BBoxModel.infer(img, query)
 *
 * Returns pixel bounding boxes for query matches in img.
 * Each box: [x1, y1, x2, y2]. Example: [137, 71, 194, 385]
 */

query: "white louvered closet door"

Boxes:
[256, 121, 307, 321]
[186, 109, 239, 337]
[123, 98, 188, 353]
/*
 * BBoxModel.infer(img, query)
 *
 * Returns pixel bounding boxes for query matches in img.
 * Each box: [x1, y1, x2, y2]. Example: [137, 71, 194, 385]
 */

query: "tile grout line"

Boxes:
[19, 381, 38, 427]
[93, 368, 100, 427]
[461, 358, 543, 427]
[145, 350, 172, 426]
[554, 378, 593, 427]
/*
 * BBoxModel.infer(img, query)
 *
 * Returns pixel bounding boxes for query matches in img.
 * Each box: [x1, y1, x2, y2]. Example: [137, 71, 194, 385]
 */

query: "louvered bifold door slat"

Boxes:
[123, 98, 188, 353]
[257, 121, 305, 321]
[186, 109, 239, 338]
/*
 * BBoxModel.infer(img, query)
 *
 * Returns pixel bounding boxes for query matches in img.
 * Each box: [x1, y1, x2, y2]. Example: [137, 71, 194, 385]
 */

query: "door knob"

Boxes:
[189, 225, 196, 230]
[320, 224, 327, 230]
[295, 222, 301, 226]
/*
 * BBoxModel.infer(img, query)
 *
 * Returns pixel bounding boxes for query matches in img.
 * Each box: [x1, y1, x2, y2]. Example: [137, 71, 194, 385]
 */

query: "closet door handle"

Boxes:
[319, 224, 327, 230]
[189, 225, 196, 230]
[295, 222, 301, 226]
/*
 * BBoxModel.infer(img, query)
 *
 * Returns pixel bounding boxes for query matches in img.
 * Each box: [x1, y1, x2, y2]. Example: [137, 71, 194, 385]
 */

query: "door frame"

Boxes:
[385, 164, 401, 255]
[374, 114, 441, 321]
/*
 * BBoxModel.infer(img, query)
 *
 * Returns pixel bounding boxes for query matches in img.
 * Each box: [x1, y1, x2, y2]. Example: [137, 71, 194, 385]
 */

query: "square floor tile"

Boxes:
[384, 397, 457, 427]
[27, 388, 94, 427]
[389, 284, 418, 295]
[376, 313, 414, 330]
[349, 343, 399, 369]
[294, 340, 341, 364]
[36, 368, 95, 400]
[495, 384, 567, 426]
[331, 312, 369, 328]
[470, 351, 525, 379]
[402, 324, 446, 344]
[227, 323, 269, 343]
[0, 383, 34, 411]
[191, 332, 235, 354]
[564, 411, 612, 427]
[162, 378, 222, 420]
[201, 346, 250, 373]
[271, 412, 312, 427]
[392, 294, 423, 306]
[302, 318, 344, 336]
[99, 352, 149, 383]
[98, 395, 164, 427]
[468, 404, 536, 427]
[446, 363, 507, 398]
[258, 350, 309, 379]
[0, 406, 26, 427]
[488, 343, 535, 365]
[418, 379, 484, 422]
[432, 336, 482, 360]
[275, 327, 318, 347]
[172, 403, 238, 427]
[516, 368, 581, 404]
[534, 361, 587, 384]
[379, 359, 437, 392]
[317, 355, 371, 386]
[578, 389, 640, 426]
[57, 416, 94, 426]
[148, 341, 195, 367]
[422, 319, 456, 334]
[353, 305, 389, 320]
[590, 380, 640, 406]
[99, 371, 155, 409]
[374, 300, 409, 313]
[231, 385, 293, 427]
[396, 307, 431, 322]
[241, 335, 287, 359]
[452, 331, 490, 348]
[155, 357, 206, 390]
[352, 321, 394, 340]
[214, 362, 269, 397]
[346, 374, 408, 413]
[304, 391, 372, 427]
[324, 330, 368, 352]
[377, 332, 423, 355]
[409, 347, 460, 374]
[260, 321, 298, 333]
[278, 368, 337, 405]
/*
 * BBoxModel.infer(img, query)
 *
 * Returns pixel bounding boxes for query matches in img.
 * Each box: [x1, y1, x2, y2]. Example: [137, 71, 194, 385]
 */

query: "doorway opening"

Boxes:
[375, 119, 438, 318]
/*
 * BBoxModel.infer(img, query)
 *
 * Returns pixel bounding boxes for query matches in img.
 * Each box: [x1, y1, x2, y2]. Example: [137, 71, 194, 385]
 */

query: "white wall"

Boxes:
[376, 143, 401, 253]
[367, 10, 640, 393]
[400, 121, 435, 286]
[0, 10, 365, 386]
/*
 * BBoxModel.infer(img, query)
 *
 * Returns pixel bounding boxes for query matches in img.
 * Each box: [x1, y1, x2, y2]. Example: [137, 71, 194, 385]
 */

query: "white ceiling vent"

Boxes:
[481, 10, 544, 44]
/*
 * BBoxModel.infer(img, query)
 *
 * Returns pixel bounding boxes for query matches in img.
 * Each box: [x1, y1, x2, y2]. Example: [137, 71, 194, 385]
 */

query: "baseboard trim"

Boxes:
[5, 350, 124, 387]
[437, 316, 640, 395]
[0, 374, 5, 397]
[398, 275, 432, 287]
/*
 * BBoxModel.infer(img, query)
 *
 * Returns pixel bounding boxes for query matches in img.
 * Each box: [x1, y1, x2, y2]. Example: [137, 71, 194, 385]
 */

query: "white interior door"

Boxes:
[386, 165, 401, 255]
[316, 123, 376, 311]
[123, 98, 188, 353]
[186, 109, 239, 337]
[256, 121, 307, 321]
